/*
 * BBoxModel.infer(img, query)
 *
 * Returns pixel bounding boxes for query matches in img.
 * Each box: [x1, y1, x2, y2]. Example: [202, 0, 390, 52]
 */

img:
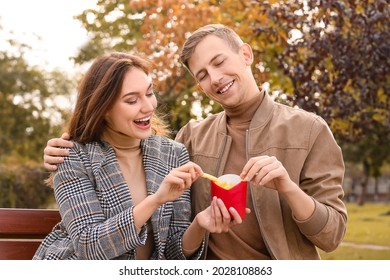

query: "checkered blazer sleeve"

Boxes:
[52, 142, 145, 259]
[164, 145, 205, 260]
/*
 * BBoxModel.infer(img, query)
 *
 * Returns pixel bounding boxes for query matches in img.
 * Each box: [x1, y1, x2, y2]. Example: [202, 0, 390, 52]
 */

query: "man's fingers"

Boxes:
[47, 138, 74, 149]
[44, 163, 58, 171]
[61, 132, 71, 140]
[44, 146, 70, 157]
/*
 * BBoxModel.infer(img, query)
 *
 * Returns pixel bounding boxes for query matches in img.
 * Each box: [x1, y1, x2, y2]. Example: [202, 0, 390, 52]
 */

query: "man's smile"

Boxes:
[218, 80, 234, 94]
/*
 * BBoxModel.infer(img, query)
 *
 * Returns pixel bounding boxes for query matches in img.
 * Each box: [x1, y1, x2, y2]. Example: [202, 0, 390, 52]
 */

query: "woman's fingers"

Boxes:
[228, 207, 243, 225]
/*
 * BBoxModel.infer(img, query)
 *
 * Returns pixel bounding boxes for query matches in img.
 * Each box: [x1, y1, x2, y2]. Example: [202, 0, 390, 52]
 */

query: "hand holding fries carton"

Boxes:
[210, 174, 247, 219]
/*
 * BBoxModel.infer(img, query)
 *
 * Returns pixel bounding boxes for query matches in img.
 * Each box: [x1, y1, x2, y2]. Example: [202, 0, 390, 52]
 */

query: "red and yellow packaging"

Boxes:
[210, 174, 247, 220]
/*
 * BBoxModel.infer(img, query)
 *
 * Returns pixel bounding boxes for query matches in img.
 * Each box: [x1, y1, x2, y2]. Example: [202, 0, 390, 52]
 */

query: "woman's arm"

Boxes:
[54, 143, 145, 259]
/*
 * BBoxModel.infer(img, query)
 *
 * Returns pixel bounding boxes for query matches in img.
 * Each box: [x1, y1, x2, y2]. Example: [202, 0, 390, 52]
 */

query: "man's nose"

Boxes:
[209, 69, 223, 85]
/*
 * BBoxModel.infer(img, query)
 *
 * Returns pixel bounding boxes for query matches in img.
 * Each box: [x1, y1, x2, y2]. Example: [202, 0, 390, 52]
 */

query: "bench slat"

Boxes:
[0, 208, 61, 260]
[0, 208, 61, 236]
[0, 240, 42, 260]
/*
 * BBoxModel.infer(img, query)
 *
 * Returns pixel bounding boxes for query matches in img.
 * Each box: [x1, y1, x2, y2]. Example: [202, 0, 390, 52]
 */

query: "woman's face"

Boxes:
[105, 67, 157, 140]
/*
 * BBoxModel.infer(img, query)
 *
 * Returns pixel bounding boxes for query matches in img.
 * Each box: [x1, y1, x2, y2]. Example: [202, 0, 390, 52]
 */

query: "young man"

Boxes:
[43, 24, 347, 259]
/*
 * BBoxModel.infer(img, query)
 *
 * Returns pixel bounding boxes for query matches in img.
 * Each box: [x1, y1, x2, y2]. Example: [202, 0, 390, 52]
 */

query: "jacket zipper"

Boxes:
[217, 133, 229, 176]
[203, 133, 229, 259]
[246, 128, 276, 259]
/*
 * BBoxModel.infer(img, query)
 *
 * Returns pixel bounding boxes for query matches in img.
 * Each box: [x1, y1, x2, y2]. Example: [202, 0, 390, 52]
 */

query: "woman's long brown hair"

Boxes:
[46, 52, 169, 186]
[68, 52, 169, 143]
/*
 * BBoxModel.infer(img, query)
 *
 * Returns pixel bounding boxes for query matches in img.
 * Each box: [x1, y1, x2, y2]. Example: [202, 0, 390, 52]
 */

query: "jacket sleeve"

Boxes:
[175, 123, 191, 148]
[53, 144, 146, 259]
[164, 145, 205, 260]
[296, 117, 347, 252]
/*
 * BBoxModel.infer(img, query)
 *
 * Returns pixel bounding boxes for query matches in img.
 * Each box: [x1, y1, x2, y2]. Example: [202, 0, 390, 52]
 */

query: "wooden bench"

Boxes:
[0, 208, 61, 260]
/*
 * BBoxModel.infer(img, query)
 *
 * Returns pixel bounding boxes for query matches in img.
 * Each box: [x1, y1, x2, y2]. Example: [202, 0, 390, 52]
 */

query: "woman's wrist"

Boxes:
[147, 193, 163, 208]
[182, 216, 205, 257]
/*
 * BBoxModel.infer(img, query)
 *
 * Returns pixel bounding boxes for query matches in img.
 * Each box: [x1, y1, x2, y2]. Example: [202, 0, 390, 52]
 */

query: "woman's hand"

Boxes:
[195, 197, 251, 233]
[153, 162, 203, 204]
[181, 196, 251, 256]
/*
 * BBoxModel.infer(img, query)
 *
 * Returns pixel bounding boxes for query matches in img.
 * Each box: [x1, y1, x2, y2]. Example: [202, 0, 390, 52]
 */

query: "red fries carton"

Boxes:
[210, 174, 247, 220]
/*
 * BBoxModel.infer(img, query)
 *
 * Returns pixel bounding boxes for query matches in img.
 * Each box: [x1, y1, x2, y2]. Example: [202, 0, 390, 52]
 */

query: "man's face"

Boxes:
[188, 35, 253, 108]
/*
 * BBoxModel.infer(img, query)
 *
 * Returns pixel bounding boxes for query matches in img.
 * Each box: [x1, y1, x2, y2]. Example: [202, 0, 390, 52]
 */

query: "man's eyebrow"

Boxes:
[194, 54, 223, 79]
[122, 83, 153, 98]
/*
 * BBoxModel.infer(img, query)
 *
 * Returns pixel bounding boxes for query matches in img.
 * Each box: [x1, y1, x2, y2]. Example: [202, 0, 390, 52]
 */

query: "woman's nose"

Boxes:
[141, 97, 155, 112]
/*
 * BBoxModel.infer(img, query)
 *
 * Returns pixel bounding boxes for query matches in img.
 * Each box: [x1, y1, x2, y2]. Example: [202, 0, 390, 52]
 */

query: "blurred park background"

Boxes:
[0, 0, 389, 259]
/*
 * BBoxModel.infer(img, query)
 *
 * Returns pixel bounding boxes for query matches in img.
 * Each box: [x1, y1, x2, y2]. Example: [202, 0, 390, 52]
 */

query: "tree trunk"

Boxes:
[357, 160, 370, 206]
[374, 177, 379, 202]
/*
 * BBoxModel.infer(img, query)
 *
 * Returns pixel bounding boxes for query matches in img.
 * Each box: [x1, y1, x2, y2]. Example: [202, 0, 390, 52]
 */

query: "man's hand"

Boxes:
[241, 156, 315, 220]
[43, 132, 74, 171]
[240, 155, 293, 194]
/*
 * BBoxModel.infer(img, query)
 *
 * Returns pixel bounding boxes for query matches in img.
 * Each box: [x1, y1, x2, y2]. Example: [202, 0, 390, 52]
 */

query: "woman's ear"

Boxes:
[240, 43, 254, 65]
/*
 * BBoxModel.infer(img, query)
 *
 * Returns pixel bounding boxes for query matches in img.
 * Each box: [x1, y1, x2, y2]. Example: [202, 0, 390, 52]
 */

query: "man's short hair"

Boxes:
[179, 24, 243, 72]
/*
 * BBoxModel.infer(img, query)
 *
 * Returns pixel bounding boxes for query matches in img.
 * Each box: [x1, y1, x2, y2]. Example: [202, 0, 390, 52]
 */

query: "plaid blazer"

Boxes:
[33, 135, 204, 260]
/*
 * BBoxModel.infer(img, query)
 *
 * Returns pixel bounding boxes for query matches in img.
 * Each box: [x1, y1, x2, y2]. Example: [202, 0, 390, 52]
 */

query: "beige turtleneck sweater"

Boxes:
[102, 127, 154, 260]
[207, 90, 271, 260]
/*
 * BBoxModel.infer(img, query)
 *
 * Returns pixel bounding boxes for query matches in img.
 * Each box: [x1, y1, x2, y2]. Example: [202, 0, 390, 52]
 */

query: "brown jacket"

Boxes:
[175, 92, 347, 259]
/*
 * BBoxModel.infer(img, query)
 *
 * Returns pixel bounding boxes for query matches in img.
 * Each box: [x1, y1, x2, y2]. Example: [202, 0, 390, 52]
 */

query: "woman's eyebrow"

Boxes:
[122, 83, 153, 98]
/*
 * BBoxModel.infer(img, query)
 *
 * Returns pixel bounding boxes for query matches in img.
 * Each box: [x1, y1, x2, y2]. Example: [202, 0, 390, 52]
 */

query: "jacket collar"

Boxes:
[249, 90, 274, 130]
[215, 90, 274, 134]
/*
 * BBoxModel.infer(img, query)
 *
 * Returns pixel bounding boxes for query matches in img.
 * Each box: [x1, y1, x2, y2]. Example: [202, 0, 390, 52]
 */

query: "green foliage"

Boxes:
[0, 164, 54, 209]
[0, 26, 73, 208]
[0, 30, 74, 163]
[255, 0, 390, 141]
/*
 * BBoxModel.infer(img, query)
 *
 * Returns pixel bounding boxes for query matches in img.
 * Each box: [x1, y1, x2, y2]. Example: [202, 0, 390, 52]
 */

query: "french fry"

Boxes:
[202, 173, 234, 189]
[202, 173, 220, 183]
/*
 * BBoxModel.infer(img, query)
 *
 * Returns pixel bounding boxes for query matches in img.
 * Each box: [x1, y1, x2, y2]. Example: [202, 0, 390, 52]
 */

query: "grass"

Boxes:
[320, 246, 390, 260]
[319, 203, 390, 260]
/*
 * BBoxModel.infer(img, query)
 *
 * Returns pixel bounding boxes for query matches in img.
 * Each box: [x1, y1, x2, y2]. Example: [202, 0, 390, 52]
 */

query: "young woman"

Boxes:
[33, 52, 230, 260]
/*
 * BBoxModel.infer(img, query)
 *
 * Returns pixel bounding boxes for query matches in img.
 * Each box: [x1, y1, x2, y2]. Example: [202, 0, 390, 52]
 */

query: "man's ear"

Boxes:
[240, 43, 254, 65]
